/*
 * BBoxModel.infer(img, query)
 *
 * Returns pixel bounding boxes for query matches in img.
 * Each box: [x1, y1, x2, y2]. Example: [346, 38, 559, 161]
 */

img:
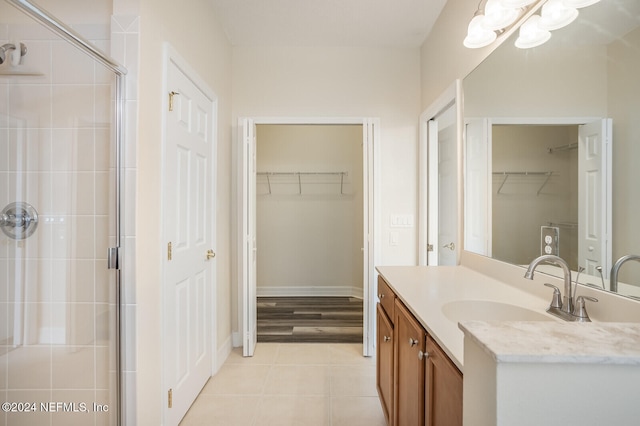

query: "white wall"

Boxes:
[420, 0, 496, 110]
[232, 45, 422, 329]
[463, 41, 608, 118]
[135, 0, 232, 424]
[256, 124, 364, 297]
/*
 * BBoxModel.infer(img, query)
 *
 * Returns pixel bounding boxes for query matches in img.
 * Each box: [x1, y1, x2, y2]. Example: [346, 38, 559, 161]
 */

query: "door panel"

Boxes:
[376, 304, 394, 423]
[438, 108, 458, 266]
[240, 118, 257, 357]
[578, 119, 611, 279]
[464, 118, 491, 257]
[164, 59, 215, 425]
[394, 299, 426, 426]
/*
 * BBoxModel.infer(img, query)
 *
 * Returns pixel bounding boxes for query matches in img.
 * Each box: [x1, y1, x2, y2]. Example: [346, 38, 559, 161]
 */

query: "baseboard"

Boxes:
[231, 331, 242, 348]
[257, 286, 363, 299]
[215, 335, 232, 374]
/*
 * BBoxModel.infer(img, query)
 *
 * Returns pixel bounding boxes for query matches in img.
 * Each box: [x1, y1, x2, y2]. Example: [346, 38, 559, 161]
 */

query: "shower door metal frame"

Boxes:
[5, 1, 128, 425]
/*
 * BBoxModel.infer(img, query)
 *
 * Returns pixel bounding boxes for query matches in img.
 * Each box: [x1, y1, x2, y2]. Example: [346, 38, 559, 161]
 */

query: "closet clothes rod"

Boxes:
[257, 171, 349, 195]
[492, 171, 554, 195]
[547, 142, 578, 153]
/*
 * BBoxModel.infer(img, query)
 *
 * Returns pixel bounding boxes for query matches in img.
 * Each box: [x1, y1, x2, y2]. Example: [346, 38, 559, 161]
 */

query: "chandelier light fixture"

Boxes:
[514, 14, 551, 48]
[463, 0, 602, 50]
[538, 0, 579, 31]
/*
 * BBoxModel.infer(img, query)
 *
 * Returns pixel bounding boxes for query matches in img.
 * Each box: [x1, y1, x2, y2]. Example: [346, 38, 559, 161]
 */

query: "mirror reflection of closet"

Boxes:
[490, 124, 578, 270]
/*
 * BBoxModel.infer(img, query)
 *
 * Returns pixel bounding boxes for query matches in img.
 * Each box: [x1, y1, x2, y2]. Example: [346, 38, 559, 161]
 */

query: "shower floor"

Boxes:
[257, 296, 363, 343]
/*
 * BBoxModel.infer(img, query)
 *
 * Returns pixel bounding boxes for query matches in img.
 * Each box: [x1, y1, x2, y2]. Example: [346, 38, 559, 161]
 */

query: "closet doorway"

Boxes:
[256, 124, 363, 343]
[238, 118, 379, 357]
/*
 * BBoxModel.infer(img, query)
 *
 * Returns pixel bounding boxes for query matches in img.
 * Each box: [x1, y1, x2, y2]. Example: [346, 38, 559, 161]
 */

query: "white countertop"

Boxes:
[376, 265, 558, 371]
[459, 321, 640, 365]
[377, 262, 640, 372]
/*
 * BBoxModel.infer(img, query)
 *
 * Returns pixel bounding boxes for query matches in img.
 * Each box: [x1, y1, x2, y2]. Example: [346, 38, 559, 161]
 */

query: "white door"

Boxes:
[426, 119, 439, 265]
[164, 59, 216, 425]
[239, 118, 257, 357]
[363, 118, 378, 357]
[464, 118, 491, 257]
[436, 106, 458, 266]
[578, 119, 612, 279]
[422, 81, 460, 266]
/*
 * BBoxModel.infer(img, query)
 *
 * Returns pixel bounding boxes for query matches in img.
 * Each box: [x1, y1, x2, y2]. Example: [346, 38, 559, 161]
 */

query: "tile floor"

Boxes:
[180, 343, 386, 426]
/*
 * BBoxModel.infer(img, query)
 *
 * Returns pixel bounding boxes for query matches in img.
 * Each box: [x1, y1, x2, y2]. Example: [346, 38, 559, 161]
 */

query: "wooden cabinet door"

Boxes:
[394, 300, 426, 426]
[378, 275, 396, 320]
[377, 304, 394, 425]
[425, 337, 463, 426]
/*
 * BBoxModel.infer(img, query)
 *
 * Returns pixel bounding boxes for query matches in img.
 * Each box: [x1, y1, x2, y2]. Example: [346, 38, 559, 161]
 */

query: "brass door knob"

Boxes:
[206, 249, 216, 260]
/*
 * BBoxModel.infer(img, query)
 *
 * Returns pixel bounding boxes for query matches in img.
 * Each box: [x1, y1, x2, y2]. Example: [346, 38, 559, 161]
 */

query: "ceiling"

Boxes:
[209, 0, 449, 48]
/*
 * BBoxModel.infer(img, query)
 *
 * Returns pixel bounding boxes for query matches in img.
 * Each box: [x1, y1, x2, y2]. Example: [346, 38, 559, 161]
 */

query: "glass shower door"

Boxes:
[0, 5, 121, 425]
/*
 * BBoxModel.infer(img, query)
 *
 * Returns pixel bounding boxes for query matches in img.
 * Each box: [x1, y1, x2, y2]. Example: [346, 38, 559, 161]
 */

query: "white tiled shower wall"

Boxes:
[0, 16, 129, 425]
[110, 14, 139, 426]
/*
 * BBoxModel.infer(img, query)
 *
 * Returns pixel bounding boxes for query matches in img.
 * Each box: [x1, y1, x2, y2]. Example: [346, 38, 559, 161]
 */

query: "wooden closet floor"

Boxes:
[257, 296, 363, 343]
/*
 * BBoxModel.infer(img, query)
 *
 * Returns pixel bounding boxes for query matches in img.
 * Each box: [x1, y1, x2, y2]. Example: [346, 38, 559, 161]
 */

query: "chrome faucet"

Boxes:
[610, 254, 640, 293]
[524, 255, 574, 315]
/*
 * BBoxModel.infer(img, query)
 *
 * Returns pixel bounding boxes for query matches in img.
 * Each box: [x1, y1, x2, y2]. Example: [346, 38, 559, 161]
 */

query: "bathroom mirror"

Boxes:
[463, 0, 640, 299]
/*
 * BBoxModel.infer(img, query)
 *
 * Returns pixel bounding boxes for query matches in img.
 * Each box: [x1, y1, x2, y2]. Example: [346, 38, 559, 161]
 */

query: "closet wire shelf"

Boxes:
[257, 171, 349, 195]
[493, 171, 555, 195]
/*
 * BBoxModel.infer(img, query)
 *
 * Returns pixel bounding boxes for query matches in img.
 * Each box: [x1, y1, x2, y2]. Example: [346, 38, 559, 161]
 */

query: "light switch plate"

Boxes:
[390, 214, 414, 228]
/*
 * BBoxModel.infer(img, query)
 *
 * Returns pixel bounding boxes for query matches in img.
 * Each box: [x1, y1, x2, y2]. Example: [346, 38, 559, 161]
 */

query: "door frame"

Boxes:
[161, 43, 218, 424]
[236, 116, 380, 357]
[419, 80, 463, 266]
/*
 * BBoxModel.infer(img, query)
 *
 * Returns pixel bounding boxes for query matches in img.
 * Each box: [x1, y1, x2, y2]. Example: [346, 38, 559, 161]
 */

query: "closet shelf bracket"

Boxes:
[257, 171, 348, 195]
[493, 171, 554, 195]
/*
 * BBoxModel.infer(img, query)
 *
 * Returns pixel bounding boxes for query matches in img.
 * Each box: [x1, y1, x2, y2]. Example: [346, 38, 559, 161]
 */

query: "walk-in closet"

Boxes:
[255, 124, 364, 343]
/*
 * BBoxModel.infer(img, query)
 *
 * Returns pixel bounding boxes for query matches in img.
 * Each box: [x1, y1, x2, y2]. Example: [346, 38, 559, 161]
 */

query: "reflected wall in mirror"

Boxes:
[463, 0, 640, 299]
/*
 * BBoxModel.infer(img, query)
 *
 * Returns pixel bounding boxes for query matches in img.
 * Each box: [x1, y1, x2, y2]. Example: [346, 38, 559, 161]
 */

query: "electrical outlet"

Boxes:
[540, 226, 560, 256]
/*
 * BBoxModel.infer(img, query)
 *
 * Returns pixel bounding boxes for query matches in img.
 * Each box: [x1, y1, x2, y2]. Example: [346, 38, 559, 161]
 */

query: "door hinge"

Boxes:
[168, 91, 179, 112]
[168, 242, 172, 261]
[427, 244, 434, 252]
[168, 388, 172, 408]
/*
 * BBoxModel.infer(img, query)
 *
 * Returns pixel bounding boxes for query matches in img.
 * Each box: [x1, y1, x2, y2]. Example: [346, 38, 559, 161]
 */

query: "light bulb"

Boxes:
[500, 0, 537, 8]
[515, 14, 552, 48]
[539, 0, 579, 31]
[464, 15, 498, 48]
[482, 0, 521, 31]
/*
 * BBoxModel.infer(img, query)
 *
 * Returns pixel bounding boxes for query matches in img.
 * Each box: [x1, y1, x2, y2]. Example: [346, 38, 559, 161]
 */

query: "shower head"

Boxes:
[0, 44, 12, 64]
[0, 43, 27, 65]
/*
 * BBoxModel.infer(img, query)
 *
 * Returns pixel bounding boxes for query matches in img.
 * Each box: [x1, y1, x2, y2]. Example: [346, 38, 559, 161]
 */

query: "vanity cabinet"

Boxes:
[394, 298, 426, 426]
[425, 338, 463, 426]
[376, 275, 463, 426]
[377, 303, 394, 424]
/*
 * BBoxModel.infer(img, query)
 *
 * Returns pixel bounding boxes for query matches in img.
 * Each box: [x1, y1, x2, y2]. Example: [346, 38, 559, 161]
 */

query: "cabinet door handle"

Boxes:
[378, 293, 385, 299]
[408, 338, 418, 347]
[383, 336, 391, 342]
[418, 350, 430, 360]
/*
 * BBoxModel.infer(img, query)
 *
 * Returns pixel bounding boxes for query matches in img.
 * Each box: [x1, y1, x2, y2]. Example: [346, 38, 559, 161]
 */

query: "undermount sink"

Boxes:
[442, 300, 554, 323]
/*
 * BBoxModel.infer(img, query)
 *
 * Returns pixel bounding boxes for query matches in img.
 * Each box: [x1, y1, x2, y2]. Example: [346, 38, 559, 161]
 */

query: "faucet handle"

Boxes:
[572, 295, 598, 322]
[544, 283, 563, 309]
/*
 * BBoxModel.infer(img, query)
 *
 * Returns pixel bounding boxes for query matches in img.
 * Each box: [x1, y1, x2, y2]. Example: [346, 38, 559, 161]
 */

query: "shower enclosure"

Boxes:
[1, 1, 125, 425]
